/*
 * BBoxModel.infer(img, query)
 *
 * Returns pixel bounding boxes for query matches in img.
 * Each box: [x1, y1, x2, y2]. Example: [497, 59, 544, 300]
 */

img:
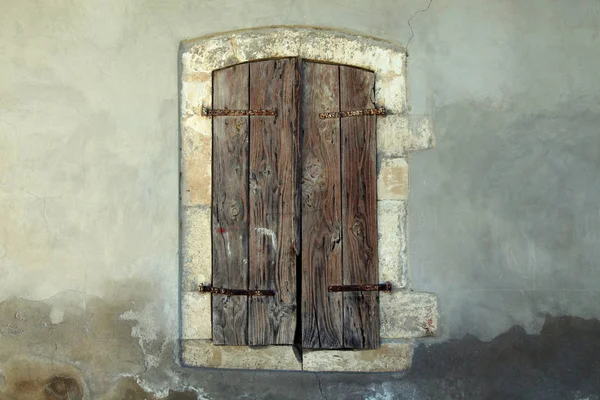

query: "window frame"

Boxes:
[180, 26, 438, 372]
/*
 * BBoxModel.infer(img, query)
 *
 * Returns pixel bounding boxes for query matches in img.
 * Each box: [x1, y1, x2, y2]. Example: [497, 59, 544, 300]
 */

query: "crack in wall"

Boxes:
[315, 373, 328, 400]
[406, 0, 433, 51]
[0, 182, 63, 252]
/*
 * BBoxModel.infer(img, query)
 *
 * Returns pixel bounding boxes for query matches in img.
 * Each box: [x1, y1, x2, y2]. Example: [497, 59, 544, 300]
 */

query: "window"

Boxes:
[208, 58, 380, 349]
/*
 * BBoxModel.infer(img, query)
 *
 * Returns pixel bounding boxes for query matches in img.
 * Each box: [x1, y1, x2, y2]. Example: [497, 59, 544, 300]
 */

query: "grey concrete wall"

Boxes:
[1, 0, 599, 398]
[408, 0, 600, 340]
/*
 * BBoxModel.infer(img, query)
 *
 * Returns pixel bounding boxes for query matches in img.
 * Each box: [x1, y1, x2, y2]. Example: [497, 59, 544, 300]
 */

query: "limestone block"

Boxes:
[376, 74, 407, 114]
[381, 291, 439, 339]
[182, 340, 302, 370]
[181, 154, 211, 207]
[181, 292, 211, 339]
[181, 114, 211, 206]
[377, 115, 410, 157]
[181, 206, 211, 292]
[378, 200, 408, 288]
[181, 81, 211, 117]
[183, 27, 406, 77]
[405, 115, 435, 152]
[302, 343, 412, 372]
[378, 158, 408, 200]
[377, 114, 434, 156]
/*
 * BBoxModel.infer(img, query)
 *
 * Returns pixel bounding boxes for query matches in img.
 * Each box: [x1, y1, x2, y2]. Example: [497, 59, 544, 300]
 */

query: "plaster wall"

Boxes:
[1, 0, 599, 398]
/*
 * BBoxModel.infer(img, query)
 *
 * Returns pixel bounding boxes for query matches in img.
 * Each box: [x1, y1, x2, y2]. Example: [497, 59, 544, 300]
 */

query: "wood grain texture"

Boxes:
[340, 65, 380, 349]
[248, 59, 298, 345]
[301, 62, 344, 349]
[211, 63, 250, 345]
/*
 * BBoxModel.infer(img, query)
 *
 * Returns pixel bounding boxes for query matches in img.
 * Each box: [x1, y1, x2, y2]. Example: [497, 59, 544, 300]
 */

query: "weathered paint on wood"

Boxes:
[301, 62, 344, 349]
[340, 65, 380, 349]
[211, 63, 250, 345]
[248, 59, 298, 345]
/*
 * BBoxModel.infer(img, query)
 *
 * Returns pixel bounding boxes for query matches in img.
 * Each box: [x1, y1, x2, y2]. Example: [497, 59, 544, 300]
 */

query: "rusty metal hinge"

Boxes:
[328, 282, 392, 293]
[202, 107, 277, 117]
[198, 284, 275, 296]
[319, 107, 386, 119]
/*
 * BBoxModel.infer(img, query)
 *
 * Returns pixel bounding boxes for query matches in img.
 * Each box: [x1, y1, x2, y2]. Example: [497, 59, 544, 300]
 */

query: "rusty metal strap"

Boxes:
[328, 282, 392, 293]
[198, 284, 275, 296]
[319, 107, 386, 119]
[202, 107, 277, 117]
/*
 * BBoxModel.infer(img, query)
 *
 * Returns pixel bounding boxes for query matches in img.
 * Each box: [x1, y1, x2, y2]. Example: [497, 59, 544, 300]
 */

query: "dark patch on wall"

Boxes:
[1, 288, 599, 400]
[409, 316, 600, 400]
[97, 378, 196, 400]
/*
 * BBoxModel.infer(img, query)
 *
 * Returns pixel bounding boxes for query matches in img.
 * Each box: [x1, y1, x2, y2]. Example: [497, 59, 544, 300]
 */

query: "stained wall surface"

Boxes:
[1, 0, 599, 398]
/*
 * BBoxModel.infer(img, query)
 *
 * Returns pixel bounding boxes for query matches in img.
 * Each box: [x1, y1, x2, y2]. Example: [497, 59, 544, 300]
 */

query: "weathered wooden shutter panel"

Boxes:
[340, 66, 379, 349]
[212, 59, 377, 349]
[301, 62, 344, 349]
[301, 62, 380, 349]
[212, 63, 250, 345]
[248, 59, 299, 345]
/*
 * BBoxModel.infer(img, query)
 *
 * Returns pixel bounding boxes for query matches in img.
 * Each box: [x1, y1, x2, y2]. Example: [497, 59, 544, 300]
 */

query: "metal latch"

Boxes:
[198, 284, 275, 296]
[319, 107, 386, 119]
[328, 282, 392, 293]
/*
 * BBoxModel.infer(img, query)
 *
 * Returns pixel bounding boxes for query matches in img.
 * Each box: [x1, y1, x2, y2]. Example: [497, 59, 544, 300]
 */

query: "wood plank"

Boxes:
[211, 63, 250, 345]
[340, 65, 379, 349]
[301, 62, 343, 349]
[248, 59, 298, 345]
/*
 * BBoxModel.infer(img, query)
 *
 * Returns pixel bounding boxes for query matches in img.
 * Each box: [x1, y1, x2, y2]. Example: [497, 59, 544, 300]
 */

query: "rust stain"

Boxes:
[202, 107, 277, 117]
[319, 107, 386, 119]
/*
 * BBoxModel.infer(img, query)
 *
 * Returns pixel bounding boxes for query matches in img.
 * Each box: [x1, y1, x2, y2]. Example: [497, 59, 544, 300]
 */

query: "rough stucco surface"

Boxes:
[1, 0, 599, 398]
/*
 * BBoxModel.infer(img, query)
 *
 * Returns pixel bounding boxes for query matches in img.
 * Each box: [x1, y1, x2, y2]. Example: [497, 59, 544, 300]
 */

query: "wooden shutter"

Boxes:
[212, 63, 250, 345]
[339, 66, 379, 349]
[301, 62, 380, 349]
[301, 62, 344, 349]
[211, 59, 299, 346]
[248, 59, 299, 345]
[211, 59, 378, 349]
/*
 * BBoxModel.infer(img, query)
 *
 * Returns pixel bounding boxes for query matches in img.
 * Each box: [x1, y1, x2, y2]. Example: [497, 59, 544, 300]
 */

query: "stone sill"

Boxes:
[181, 290, 438, 372]
[181, 341, 413, 372]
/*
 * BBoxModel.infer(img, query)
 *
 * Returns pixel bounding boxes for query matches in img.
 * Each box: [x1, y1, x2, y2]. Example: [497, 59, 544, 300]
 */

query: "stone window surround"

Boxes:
[179, 26, 438, 372]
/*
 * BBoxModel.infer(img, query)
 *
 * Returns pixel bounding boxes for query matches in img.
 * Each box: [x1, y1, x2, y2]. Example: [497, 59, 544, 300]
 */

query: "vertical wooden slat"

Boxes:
[211, 64, 250, 345]
[301, 61, 343, 349]
[248, 59, 298, 345]
[340, 65, 379, 349]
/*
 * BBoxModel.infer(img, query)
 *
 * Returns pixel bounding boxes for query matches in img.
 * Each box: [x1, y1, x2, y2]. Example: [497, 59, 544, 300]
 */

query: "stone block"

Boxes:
[181, 292, 211, 339]
[381, 291, 439, 339]
[378, 158, 408, 200]
[405, 115, 435, 152]
[181, 155, 211, 206]
[181, 206, 211, 292]
[378, 200, 408, 288]
[377, 114, 435, 156]
[376, 74, 407, 114]
[181, 81, 211, 117]
[302, 343, 412, 372]
[377, 115, 410, 157]
[182, 340, 302, 370]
